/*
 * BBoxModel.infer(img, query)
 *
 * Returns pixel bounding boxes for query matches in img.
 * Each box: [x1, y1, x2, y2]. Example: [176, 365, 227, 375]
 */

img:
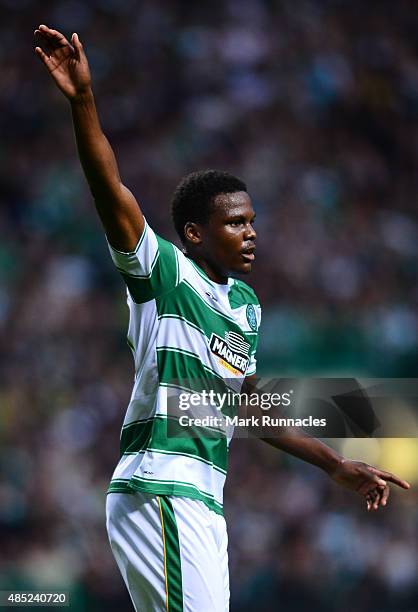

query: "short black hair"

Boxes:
[171, 169, 247, 243]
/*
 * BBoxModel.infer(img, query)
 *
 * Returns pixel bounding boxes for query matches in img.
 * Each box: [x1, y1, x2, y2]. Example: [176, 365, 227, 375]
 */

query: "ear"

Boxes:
[184, 222, 202, 245]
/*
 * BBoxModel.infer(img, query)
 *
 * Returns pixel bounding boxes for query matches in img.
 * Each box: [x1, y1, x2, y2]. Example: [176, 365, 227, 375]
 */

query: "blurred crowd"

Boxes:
[0, 0, 417, 610]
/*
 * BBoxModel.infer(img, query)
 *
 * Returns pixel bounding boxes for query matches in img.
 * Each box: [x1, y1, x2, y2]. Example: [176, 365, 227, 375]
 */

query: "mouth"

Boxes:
[241, 253, 255, 262]
[241, 247, 256, 263]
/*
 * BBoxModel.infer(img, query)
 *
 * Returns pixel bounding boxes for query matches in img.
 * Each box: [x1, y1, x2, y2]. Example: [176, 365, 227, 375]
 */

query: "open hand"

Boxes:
[34, 24, 91, 100]
[330, 459, 410, 511]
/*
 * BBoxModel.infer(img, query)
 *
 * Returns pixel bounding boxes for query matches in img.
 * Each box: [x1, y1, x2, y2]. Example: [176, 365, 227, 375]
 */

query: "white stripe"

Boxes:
[122, 386, 168, 427]
[226, 303, 261, 332]
[183, 280, 238, 324]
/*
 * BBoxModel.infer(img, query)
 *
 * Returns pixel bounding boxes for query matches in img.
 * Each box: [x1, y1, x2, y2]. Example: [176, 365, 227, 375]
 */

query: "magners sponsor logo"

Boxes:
[209, 331, 250, 375]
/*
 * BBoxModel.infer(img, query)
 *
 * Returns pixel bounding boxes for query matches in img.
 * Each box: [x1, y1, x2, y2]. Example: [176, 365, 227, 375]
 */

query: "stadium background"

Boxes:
[1, 1, 417, 610]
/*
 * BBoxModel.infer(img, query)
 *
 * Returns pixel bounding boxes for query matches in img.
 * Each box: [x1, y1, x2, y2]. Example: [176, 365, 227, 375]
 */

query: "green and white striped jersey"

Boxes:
[107, 219, 261, 515]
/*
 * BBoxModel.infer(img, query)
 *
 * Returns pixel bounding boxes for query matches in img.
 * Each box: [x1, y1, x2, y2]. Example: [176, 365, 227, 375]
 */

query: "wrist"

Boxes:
[322, 452, 345, 476]
[70, 87, 94, 105]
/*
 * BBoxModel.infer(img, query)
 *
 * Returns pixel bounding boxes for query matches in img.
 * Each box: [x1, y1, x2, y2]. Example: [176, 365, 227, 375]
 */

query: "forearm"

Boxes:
[260, 427, 344, 474]
[36, 26, 144, 250]
[70, 89, 144, 249]
[70, 89, 121, 200]
[242, 377, 344, 474]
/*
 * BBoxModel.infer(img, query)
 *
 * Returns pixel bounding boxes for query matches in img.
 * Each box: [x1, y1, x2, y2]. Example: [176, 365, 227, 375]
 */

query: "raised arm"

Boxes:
[34, 25, 144, 251]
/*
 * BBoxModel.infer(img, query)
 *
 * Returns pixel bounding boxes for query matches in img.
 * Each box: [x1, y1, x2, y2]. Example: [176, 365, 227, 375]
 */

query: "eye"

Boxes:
[228, 220, 242, 227]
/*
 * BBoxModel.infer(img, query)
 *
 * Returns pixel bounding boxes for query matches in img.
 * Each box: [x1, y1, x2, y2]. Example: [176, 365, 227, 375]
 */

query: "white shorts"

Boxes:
[106, 492, 230, 612]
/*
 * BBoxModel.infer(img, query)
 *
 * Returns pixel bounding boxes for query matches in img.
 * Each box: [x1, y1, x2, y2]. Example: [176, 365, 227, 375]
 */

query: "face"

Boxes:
[186, 191, 257, 282]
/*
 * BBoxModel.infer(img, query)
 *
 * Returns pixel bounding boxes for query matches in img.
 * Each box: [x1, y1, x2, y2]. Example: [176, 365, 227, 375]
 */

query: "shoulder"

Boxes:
[230, 278, 260, 306]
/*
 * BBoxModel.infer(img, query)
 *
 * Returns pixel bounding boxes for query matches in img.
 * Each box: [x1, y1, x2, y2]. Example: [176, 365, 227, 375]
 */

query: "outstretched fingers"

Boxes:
[34, 25, 74, 63]
[368, 466, 410, 490]
[34, 24, 76, 72]
[34, 29, 54, 55]
[37, 24, 71, 48]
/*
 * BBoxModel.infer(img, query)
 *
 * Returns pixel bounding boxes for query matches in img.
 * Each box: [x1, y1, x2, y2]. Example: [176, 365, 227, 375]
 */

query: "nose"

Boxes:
[244, 223, 256, 241]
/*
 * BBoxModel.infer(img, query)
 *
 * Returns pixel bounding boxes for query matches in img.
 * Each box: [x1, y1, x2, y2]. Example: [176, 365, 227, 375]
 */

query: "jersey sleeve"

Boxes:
[107, 219, 181, 304]
[246, 304, 262, 376]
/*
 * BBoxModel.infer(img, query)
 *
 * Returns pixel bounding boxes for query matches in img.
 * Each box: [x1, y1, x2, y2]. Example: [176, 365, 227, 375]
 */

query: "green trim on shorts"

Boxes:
[158, 496, 183, 612]
[107, 478, 224, 516]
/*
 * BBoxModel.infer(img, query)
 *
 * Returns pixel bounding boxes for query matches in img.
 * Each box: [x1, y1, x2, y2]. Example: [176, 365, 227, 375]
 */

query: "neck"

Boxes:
[186, 254, 228, 285]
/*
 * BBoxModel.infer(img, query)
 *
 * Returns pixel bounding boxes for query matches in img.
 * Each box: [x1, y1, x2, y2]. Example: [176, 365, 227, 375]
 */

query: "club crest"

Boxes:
[246, 304, 257, 331]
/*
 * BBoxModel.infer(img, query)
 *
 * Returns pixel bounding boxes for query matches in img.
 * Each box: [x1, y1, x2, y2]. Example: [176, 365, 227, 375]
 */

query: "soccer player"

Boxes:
[35, 25, 410, 612]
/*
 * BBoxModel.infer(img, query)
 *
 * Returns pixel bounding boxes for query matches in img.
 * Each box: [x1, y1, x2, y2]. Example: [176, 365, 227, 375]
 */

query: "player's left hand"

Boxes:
[330, 459, 410, 511]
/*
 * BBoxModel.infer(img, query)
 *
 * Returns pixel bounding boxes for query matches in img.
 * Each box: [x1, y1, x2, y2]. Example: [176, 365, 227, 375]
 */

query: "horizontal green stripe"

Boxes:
[120, 446, 228, 474]
[157, 347, 224, 384]
[157, 352, 241, 416]
[120, 415, 228, 472]
[156, 281, 257, 346]
[158, 350, 246, 408]
[157, 346, 230, 383]
[120, 417, 153, 456]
